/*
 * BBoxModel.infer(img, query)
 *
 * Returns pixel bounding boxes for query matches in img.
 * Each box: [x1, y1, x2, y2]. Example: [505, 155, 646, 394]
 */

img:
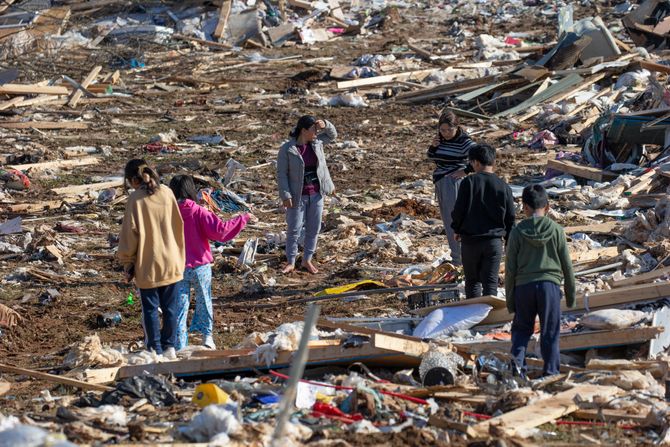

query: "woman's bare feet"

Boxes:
[282, 263, 295, 274]
[301, 259, 319, 274]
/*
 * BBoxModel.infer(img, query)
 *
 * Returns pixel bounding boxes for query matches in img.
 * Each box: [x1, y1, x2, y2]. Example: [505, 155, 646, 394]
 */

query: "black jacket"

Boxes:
[451, 172, 515, 242]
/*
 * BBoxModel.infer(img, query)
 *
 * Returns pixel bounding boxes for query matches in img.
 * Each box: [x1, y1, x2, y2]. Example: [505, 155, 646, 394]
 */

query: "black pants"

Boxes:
[510, 281, 562, 376]
[461, 237, 503, 298]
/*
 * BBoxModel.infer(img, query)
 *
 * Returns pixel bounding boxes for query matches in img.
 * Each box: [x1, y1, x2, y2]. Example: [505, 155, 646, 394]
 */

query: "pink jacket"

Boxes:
[178, 199, 250, 269]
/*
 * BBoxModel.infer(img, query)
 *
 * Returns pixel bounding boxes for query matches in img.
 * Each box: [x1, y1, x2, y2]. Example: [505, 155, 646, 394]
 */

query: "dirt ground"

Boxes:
[0, 0, 649, 444]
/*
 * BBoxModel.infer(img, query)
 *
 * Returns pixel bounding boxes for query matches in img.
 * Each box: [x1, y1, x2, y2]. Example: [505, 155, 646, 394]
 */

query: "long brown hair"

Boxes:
[124, 158, 160, 195]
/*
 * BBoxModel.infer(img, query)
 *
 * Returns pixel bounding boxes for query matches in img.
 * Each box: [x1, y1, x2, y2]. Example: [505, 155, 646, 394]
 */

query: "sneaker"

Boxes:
[203, 335, 216, 350]
[163, 347, 177, 360]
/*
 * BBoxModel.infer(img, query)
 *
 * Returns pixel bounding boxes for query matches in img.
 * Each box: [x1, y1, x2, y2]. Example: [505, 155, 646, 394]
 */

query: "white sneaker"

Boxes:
[203, 335, 216, 350]
[163, 347, 177, 360]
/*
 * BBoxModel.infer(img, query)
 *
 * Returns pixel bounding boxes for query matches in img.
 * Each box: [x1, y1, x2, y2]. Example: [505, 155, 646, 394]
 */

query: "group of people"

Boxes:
[117, 111, 575, 376]
[428, 110, 575, 376]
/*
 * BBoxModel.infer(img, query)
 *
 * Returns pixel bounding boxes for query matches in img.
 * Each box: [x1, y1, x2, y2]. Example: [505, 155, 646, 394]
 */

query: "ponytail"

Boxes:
[124, 158, 160, 195]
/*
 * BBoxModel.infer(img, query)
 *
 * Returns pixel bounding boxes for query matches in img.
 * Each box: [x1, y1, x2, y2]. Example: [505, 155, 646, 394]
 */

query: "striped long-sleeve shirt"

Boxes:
[427, 128, 477, 183]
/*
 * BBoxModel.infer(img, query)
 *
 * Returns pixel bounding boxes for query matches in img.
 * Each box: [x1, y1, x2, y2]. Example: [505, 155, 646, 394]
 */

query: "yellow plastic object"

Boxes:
[192, 383, 229, 408]
[315, 280, 386, 297]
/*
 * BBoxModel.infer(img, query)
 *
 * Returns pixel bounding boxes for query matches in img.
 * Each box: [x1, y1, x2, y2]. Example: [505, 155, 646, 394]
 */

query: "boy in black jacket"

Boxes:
[451, 144, 515, 298]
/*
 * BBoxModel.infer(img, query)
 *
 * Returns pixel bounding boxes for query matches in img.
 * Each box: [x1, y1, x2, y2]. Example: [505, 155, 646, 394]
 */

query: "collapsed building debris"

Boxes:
[3, 0, 670, 446]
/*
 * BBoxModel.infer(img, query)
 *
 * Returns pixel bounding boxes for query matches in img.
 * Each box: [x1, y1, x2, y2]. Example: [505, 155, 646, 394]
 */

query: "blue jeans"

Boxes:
[285, 193, 323, 264]
[510, 281, 562, 376]
[175, 264, 213, 350]
[139, 282, 180, 354]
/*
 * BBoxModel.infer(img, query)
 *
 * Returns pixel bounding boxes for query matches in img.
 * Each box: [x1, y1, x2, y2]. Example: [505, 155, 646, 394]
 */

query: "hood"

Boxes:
[517, 216, 557, 246]
[178, 199, 198, 217]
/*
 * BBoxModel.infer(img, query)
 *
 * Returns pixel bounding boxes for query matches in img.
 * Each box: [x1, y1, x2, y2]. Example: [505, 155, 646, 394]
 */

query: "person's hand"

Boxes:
[431, 136, 440, 147]
[282, 198, 293, 209]
[246, 213, 259, 224]
[315, 120, 326, 130]
[450, 169, 466, 179]
[455, 234, 461, 241]
[124, 265, 135, 283]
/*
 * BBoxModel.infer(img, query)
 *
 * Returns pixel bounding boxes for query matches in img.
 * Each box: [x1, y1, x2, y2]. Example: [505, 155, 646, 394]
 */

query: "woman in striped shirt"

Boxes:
[427, 110, 477, 266]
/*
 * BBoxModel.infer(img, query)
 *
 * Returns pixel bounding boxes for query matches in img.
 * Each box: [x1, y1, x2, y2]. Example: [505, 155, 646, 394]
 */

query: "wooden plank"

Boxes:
[477, 281, 670, 327]
[0, 96, 25, 111]
[625, 170, 658, 195]
[212, 0, 232, 40]
[585, 358, 667, 379]
[0, 0, 16, 14]
[410, 295, 507, 317]
[372, 333, 431, 357]
[3, 200, 68, 214]
[13, 95, 63, 108]
[494, 73, 584, 118]
[0, 121, 88, 130]
[68, 65, 102, 108]
[337, 69, 435, 90]
[192, 339, 342, 358]
[68, 0, 129, 12]
[547, 158, 617, 182]
[565, 85, 612, 118]
[564, 221, 619, 234]
[117, 342, 420, 379]
[571, 246, 618, 263]
[0, 380, 9, 397]
[573, 408, 650, 423]
[640, 60, 670, 75]
[516, 73, 607, 122]
[0, 363, 113, 392]
[469, 385, 622, 437]
[8, 156, 100, 171]
[79, 367, 119, 385]
[0, 84, 69, 95]
[173, 33, 233, 50]
[609, 266, 670, 288]
[51, 179, 123, 196]
[460, 327, 664, 354]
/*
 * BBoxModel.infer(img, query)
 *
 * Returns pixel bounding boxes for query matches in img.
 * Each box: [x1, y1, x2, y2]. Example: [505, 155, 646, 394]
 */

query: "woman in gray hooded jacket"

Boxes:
[277, 115, 337, 274]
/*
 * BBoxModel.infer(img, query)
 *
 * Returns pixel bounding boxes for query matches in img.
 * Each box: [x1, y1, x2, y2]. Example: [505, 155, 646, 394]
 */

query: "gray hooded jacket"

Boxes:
[276, 120, 337, 202]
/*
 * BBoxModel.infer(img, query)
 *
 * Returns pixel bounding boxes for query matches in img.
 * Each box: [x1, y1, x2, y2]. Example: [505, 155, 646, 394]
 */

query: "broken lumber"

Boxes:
[0, 84, 69, 95]
[477, 281, 670, 327]
[50, 179, 123, 196]
[0, 363, 113, 392]
[625, 169, 658, 195]
[410, 295, 507, 317]
[4, 200, 69, 214]
[212, 0, 232, 39]
[8, 156, 100, 171]
[547, 159, 617, 182]
[0, 121, 88, 130]
[573, 408, 650, 424]
[337, 69, 435, 90]
[116, 341, 421, 379]
[564, 221, 620, 234]
[609, 266, 670, 288]
[68, 65, 102, 108]
[571, 246, 618, 263]
[468, 385, 622, 437]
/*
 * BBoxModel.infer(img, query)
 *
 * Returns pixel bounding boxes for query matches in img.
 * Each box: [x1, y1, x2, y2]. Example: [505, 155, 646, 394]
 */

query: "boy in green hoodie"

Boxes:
[505, 184, 575, 376]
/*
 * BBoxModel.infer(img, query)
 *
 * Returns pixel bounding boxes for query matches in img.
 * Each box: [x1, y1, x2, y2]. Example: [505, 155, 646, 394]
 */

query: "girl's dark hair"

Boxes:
[289, 115, 317, 138]
[169, 174, 198, 202]
[124, 158, 160, 195]
[438, 110, 459, 128]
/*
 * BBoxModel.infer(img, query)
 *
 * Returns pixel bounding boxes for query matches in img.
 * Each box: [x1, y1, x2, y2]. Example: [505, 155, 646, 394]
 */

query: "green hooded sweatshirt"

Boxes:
[504, 215, 576, 313]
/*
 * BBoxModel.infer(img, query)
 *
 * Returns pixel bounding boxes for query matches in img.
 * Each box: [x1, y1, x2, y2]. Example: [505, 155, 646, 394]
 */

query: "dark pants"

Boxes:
[140, 283, 179, 354]
[510, 281, 562, 376]
[461, 237, 503, 298]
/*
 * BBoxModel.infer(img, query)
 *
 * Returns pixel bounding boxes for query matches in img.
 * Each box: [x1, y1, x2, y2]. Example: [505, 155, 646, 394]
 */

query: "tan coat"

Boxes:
[117, 184, 185, 289]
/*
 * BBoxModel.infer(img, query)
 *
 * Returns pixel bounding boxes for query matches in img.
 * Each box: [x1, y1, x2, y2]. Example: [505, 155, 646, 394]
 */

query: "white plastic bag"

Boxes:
[580, 309, 647, 330]
[413, 304, 492, 339]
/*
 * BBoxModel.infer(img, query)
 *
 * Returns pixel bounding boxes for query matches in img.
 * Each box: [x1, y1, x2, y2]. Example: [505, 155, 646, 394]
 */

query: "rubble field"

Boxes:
[3, 0, 670, 446]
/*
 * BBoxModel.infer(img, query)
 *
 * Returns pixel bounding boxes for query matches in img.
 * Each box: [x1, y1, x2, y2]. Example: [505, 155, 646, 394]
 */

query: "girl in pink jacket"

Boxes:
[170, 175, 253, 349]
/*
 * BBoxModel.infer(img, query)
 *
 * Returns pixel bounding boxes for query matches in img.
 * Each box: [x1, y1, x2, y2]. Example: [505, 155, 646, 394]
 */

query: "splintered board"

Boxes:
[469, 385, 622, 437]
[116, 342, 421, 379]
[547, 159, 618, 182]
